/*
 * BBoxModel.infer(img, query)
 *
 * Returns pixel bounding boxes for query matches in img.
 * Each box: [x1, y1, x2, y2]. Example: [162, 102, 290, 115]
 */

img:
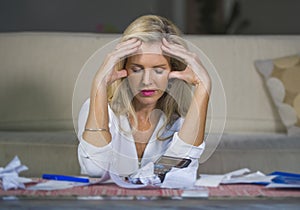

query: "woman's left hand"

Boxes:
[161, 38, 211, 93]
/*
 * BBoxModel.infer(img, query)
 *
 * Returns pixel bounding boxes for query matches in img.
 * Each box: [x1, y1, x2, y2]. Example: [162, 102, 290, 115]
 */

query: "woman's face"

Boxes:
[125, 42, 171, 107]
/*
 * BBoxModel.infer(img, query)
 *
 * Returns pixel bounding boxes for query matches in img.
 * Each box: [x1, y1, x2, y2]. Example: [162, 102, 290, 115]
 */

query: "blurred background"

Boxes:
[0, 0, 299, 34]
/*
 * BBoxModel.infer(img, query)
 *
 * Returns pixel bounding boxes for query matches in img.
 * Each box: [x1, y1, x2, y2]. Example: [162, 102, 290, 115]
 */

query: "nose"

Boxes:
[142, 69, 152, 86]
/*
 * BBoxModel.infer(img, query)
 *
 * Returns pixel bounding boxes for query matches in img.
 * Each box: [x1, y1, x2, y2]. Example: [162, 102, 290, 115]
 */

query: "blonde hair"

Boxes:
[108, 15, 193, 140]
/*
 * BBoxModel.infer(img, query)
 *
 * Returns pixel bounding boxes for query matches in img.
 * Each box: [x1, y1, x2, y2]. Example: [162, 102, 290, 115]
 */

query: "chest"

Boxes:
[132, 128, 155, 159]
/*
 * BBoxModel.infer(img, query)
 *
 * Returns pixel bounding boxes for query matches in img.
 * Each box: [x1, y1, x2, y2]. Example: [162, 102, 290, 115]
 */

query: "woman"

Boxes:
[77, 15, 211, 185]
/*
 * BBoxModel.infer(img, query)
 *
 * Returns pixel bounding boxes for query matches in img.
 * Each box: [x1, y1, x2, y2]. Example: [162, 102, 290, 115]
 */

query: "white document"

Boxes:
[222, 171, 276, 184]
[195, 168, 250, 187]
[181, 187, 209, 198]
[195, 168, 275, 187]
[161, 167, 196, 189]
[266, 183, 300, 189]
[195, 174, 225, 187]
[28, 171, 111, 191]
[27, 180, 88, 191]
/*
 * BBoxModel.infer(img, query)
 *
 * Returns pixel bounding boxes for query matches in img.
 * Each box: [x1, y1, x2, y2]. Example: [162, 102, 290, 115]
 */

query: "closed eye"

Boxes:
[130, 65, 143, 73]
[154, 68, 164, 74]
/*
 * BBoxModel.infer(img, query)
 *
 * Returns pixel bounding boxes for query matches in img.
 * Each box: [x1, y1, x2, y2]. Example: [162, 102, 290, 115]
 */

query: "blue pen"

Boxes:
[42, 174, 89, 183]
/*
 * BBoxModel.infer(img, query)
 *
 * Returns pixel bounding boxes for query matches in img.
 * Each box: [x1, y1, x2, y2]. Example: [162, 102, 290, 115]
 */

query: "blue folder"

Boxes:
[269, 171, 300, 185]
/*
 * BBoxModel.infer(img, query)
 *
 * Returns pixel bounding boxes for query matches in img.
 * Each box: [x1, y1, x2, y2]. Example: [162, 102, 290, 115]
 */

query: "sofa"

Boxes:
[0, 32, 299, 177]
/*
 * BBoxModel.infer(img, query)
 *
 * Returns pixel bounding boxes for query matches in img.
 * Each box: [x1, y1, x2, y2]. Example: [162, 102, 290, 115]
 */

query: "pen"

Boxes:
[42, 174, 90, 183]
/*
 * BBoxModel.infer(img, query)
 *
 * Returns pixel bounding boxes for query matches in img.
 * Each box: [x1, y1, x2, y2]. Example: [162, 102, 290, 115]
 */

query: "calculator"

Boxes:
[154, 155, 191, 182]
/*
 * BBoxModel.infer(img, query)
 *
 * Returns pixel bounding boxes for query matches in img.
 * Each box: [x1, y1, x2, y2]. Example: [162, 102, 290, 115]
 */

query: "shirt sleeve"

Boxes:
[77, 99, 112, 177]
[164, 132, 205, 159]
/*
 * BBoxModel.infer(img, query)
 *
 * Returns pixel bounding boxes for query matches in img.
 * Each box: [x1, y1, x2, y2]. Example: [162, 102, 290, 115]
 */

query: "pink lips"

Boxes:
[140, 90, 156, 96]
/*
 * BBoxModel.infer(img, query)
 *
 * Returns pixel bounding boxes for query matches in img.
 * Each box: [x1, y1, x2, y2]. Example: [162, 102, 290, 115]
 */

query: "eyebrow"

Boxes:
[130, 63, 168, 68]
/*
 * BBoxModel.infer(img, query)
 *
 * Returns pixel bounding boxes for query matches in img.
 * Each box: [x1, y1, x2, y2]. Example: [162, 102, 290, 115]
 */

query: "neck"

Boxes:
[129, 100, 161, 133]
[132, 100, 157, 120]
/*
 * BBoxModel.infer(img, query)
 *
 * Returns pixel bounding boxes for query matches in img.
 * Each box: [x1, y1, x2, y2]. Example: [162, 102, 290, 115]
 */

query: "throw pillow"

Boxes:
[255, 54, 300, 136]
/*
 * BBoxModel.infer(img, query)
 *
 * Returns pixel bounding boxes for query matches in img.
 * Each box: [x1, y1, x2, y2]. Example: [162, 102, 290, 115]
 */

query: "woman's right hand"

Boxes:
[94, 38, 142, 87]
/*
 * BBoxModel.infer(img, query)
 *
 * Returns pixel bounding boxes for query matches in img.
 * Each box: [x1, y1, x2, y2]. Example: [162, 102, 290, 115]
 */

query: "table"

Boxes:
[1, 182, 300, 210]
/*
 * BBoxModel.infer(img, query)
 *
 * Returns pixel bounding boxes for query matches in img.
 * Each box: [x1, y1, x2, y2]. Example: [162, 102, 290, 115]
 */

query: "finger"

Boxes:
[162, 38, 186, 51]
[161, 44, 190, 61]
[168, 71, 183, 80]
[115, 38, 139, 50]
[115, 38, 141, 52]
[116, 69, 128, 79]
[162, 42, 190, 57]
[110, 40, 141, 62]
[105, 69, 128, 86]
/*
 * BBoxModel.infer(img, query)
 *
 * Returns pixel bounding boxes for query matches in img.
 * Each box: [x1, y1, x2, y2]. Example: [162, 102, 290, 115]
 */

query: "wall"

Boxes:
[0, 0, 299, 34]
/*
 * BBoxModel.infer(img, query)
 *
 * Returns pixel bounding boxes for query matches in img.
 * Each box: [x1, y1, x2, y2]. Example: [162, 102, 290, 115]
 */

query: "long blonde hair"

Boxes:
[108, 15, 193, 140]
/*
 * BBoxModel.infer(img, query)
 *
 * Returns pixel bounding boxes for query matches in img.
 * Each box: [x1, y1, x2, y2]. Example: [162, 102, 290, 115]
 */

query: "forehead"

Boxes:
[126, 42, 170, 65]
[137, 42, 162, 54]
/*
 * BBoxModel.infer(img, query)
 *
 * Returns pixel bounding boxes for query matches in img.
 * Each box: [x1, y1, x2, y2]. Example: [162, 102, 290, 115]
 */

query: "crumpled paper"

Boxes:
[128, 162, 161, 186]
[0, 156, 28, 190]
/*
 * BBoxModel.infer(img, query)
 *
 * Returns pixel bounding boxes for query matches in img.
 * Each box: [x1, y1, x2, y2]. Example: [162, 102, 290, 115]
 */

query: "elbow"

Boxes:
[78, 156, 108, 177]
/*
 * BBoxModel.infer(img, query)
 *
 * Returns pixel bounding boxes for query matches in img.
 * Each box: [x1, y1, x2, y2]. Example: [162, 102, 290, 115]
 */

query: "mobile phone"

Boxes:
[154, 155, 191, 182]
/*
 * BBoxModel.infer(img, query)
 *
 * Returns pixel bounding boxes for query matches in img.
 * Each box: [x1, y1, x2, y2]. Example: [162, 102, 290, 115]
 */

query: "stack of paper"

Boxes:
[195, 168, 276, 187]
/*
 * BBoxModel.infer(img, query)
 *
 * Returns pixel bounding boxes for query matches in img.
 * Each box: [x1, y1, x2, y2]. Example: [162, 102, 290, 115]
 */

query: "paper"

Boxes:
[181, 187, 209, 198]
[161, 167, 196, 189]
[195, 174, 225, 187]
[128, 162, 161, 186]
[223, 168, 251, 180]
[222, 171, 276, 184]
[195, 168, 250, 187]
[195, 168, 275, 187]
[110, 173, 150, 189]
[27, 180, 88, 191]
[0, 156, 30, 191]
[266, 183, 300, 188]
[28, 172, 111, 191]
[107, 163, 160, 189]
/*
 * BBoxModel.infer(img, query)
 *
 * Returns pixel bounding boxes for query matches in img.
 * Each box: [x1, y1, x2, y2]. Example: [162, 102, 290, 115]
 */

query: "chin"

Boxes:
[134, 95, 161, 106]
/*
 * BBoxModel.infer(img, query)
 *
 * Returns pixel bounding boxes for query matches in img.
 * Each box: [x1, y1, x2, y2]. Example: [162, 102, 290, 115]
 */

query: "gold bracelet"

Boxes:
[84, 128, 107, 132]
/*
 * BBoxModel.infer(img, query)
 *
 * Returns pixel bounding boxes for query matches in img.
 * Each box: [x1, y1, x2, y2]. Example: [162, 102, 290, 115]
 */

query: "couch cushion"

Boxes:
[255, 54, 300, 136]
[0, 131, 80, 177]
[1, 131, 299, 176]
[200, 133, 300, 174]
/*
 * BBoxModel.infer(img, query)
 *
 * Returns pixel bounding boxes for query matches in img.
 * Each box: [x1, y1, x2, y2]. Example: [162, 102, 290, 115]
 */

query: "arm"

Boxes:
[82, 38, 141, 147]
[162, 38, 211, 146]
[179, 83, 210, 146]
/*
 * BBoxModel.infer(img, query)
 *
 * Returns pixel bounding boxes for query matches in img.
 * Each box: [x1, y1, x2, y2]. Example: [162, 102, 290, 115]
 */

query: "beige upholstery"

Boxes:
[1, 33, 300, 133]
[1, 33, 300, 176]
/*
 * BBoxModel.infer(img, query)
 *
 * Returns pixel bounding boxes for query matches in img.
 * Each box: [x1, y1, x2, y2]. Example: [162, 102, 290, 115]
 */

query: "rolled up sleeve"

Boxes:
[77, 99, 112, 177]
[164, 132, 205, 159]
[78, 140, 112, 177]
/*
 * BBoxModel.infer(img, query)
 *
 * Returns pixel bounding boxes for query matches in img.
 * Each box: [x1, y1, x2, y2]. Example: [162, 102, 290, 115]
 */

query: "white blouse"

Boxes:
[77, 99, 205, 186]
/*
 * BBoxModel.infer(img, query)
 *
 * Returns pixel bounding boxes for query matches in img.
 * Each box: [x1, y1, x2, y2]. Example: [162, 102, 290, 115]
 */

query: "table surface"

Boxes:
[1, 181, 300, 209]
